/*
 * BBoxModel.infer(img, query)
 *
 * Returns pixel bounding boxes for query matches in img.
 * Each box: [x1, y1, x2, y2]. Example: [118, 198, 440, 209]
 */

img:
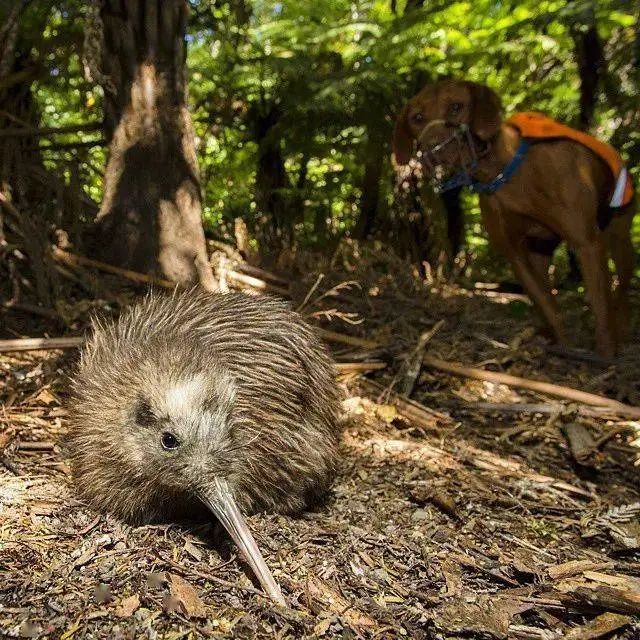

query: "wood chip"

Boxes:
[169, 573, 207, 618]
[547, 560, 614, 581]
[564, 612, 632, 640]
[114, 593, 140, 618]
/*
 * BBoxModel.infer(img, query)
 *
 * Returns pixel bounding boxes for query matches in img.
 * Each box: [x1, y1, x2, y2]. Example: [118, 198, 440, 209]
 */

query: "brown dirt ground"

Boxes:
[1, 248, 640, 639]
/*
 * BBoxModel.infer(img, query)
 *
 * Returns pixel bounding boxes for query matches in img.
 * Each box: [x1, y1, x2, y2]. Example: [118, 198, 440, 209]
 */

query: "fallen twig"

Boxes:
[558, 584, 640, 616]
[158, 554, 266, 599]
[53, 247, 289, 297]
[335, 361, 386, 375]
[52, 247, 175, 288]
[3, 301, 60, 321]
[563, 612, 632, 640]
[446, 400, 634, 421]
[0, 335, 386, 383]
[399, 320, 444, 397]
[315, 328, 380, 350]
[236, 263, 290, 287]
[17, 441, 56, 451]
[562, 423, 599, 467]
[423, 356, 640, 418]
[225, 269, 289, 297]
[360, 378, 453, 428]
[542, 344, 613, 366]
[0, 336, 83, 353]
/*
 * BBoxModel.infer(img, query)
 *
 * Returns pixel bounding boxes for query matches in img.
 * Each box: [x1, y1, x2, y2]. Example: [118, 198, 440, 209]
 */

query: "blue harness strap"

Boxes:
[436, 139, 530, 195]
[471, 140, 530, 194]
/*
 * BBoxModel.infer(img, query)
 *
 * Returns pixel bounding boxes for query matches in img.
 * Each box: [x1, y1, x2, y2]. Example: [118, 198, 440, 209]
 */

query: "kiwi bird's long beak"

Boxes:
[199, 478, 286, 606]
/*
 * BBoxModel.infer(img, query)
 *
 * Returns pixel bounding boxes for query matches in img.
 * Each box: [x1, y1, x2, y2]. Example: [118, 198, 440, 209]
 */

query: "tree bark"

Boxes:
[354, 127, 385, 239]
[95, 0, 216, 290]
[253, 105, 292, 248]
[570, 2, 604, 129]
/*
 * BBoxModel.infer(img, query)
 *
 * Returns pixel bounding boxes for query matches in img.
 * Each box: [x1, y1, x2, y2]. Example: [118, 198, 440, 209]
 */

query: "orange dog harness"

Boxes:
[507, 112, 634, 208]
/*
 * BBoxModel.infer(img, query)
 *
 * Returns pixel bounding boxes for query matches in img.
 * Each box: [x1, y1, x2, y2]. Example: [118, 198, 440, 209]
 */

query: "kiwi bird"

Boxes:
[67, 289, 342, 605]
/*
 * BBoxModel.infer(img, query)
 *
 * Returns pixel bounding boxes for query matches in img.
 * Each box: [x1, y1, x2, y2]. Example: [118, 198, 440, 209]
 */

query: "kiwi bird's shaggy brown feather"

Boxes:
[67, 289, 342, 525]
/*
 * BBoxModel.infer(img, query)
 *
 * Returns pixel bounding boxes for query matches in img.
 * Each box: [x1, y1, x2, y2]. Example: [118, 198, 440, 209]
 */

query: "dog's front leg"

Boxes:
[507, 250, 566, 346]
[573, 240, 616, 359]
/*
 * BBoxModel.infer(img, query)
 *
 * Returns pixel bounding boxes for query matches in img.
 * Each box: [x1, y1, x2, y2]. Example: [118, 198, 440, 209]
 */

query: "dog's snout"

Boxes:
[416, 119, 448, 147]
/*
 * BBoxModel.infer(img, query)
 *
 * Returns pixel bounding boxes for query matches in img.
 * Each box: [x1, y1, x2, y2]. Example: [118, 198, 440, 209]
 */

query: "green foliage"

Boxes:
[27, 0, 640, 263]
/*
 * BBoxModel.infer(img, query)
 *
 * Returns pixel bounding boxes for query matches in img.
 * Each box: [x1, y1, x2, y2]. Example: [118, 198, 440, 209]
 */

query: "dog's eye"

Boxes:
[448, 102, 463, 117]
[412, 112, 425, 124]
[161, 432, 180, 451]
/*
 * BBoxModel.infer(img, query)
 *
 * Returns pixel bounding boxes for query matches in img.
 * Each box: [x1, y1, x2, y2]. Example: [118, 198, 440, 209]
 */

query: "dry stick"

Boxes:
[53, 251, 382, 346]
[423, 356, 640, 419]
[450, 401, 629, 420]
[315, 328, 379, 350]
[52, 247, 175, 288]
[558, 585, 640, 616]
[158, 554, 265, 599]
[0, 335, 384, 380]
[3, 301, 60, 321]
[17, 441, 56, 451]
[0, 336, 84, 353]
[236, 263, 290, 287]
[562, 423, 598, 466]
[361, 378, 453, 427]
[399, 319, 445, 397]
[335, 361, 386, 375]
[225, 270, 289, 297]
[53, 248, 289, 297]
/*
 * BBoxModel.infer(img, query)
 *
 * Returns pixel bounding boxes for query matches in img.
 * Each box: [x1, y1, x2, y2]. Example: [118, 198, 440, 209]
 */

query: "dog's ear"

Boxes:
[392, 105, 414, 166]
[468, 83, 502, 141]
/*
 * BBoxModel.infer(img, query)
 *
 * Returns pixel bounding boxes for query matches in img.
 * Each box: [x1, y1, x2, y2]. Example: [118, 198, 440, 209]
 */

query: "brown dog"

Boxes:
[393, 79, 636, 358]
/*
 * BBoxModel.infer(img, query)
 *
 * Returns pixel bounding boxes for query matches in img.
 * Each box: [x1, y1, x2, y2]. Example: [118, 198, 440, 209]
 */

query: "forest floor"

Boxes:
[1, 243, 640, 639]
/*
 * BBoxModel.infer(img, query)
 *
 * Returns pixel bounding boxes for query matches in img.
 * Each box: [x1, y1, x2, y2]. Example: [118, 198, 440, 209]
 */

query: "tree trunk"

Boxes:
[95, 0, 216, 290]
[570, 2, 603, 129]
[354, 127, 385, 239]
[440, 185, 464, 258]
[254, 106, 292, 248]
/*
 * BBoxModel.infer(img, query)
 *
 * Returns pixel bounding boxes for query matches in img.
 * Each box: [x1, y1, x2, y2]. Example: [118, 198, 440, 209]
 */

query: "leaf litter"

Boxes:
[1, 245, 639, 638]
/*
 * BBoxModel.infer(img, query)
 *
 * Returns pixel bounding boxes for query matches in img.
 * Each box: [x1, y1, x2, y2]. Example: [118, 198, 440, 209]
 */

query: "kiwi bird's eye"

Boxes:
[412, 112, 425, 124]
[161, 432, 180, 451]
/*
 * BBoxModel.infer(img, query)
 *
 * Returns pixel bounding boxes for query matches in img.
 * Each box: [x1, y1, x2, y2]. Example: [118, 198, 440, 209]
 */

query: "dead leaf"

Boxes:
[114, 593, 140, 618]
[169, 573, 207, 618]
[564, 612, 632, 640]
[93, 583, 113, 604]
[0, 432, 11, 452]
[313, 614, 337, 636]
[162, 594, 181, 615]
[547, 560, 614, 580]
[437, 595, 522, 639]
[441, 560, 463, 597]
[305, 575, 375, 629]
[35, 389, 57, 405]
[376, 403, 397, 423]
[19, 620, 42, 638]
[183, 539, 203, 561]
[146, 572, 168, 590]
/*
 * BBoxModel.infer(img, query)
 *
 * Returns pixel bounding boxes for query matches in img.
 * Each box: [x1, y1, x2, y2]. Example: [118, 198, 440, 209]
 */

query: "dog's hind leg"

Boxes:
[607, 210, 635, 343]
[573, 239, 616, 358]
